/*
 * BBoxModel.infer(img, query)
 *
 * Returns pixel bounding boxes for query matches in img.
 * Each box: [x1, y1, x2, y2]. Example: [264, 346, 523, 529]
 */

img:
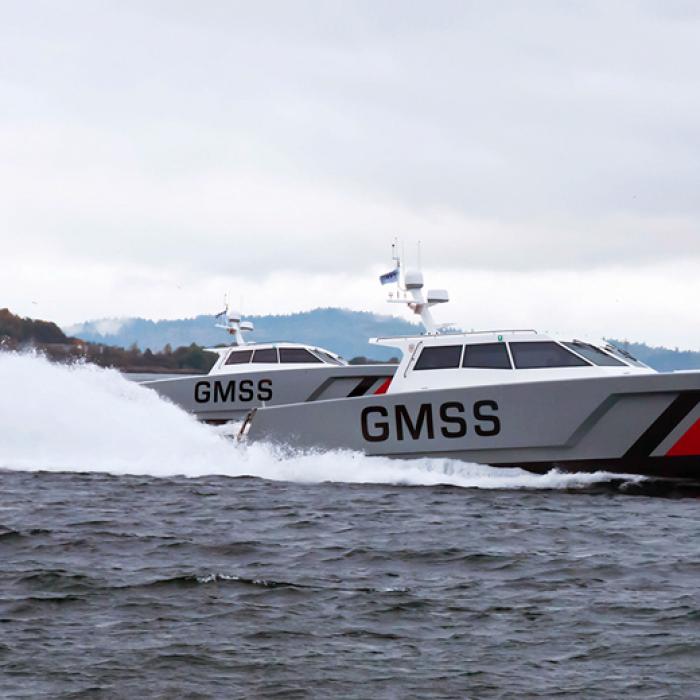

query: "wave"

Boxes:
[0, 351, 632, 490]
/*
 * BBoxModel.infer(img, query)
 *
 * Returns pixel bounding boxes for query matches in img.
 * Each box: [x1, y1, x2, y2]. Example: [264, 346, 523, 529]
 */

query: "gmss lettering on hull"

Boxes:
[195, 379, 272, 404]
[361, 400, 500, 442]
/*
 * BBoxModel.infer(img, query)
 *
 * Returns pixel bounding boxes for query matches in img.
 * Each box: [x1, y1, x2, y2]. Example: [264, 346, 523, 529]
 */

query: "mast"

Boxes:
[382, 241, 449, 335]
[214, 296, 255, 346]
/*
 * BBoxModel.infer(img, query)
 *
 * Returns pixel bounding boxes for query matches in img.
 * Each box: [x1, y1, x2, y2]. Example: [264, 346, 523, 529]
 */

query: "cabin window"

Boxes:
[279, 347, 323, 363]
[509, 341, 590, 369]
[414, 345, 462, 370]
[225, 349, 253, 365]
[463, 342, 511, 369]
[315, 350, 344, 366]
[562, 342, 624, 367]
[252, 348, 278, 363]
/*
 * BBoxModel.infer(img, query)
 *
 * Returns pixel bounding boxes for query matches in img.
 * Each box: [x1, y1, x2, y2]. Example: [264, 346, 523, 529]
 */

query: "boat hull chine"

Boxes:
[495, 456, 700, 480]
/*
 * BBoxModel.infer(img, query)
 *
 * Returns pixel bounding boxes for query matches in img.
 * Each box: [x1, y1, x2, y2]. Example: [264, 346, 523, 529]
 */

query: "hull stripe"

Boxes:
[624, 391, 700, 458]
[667, 418, 700, 457]
[374, 377, 392, 395]
[348, 376, 379, 398]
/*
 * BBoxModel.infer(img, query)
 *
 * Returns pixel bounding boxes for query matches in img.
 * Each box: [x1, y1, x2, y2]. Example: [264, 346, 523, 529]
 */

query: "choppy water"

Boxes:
[1, 352, 700, 698]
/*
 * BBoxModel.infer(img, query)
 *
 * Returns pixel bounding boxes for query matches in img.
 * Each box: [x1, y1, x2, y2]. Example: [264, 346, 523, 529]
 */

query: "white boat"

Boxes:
[141, 305, 394, 423]
[242, 251, 700, 480]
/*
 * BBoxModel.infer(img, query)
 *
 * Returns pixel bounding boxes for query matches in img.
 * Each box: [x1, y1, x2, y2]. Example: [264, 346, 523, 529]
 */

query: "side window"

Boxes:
[279, 348, 323, 363]
[510, 341, 590, 369]
[252, 348, 278, 363]
[563, 342, 624, 367]
[225, 349, 253, 365]
[414, 345, 462, 370]
[463, 343, 511, 369]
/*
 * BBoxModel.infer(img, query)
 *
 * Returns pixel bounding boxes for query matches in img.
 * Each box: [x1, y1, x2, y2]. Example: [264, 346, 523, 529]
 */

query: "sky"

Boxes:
[2, 0, 700, 347]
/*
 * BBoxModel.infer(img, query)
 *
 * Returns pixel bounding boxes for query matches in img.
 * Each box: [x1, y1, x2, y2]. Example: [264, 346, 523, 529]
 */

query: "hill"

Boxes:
[0, 307, 68, 344]
[65, 308, 421, 361]
[0, 308, 215, 373]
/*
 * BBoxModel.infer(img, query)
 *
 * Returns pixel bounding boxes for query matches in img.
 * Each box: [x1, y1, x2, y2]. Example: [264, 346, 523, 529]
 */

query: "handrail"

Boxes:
[373, 329, 540, 341]
[404, 341, 423, 378]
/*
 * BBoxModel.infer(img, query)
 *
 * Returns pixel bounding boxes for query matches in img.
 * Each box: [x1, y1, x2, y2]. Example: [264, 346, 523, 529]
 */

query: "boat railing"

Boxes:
[467, 329, 539, 336]
[372, 329, 540, 342]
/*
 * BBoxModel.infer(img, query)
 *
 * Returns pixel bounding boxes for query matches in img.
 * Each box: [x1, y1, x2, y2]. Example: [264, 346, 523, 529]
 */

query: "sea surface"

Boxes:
[1, 352, 700, 699]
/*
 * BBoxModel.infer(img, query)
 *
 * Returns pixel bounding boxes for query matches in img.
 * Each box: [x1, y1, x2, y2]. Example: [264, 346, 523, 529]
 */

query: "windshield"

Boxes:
[314, 350, 346, 366]
[563, 342, 625, 367]
[604, 344, 649, 368]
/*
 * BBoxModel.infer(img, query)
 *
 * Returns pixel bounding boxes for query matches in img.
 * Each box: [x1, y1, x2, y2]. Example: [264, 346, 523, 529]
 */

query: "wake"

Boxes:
[0, 352, 630, 489]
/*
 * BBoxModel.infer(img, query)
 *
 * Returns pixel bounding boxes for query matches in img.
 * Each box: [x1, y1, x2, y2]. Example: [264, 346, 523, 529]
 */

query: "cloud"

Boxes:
[1, 1, 700, 343]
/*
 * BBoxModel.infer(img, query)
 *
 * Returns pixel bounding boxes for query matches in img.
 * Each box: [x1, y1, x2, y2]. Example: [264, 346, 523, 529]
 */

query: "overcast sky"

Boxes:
[2, 1, 700, 347]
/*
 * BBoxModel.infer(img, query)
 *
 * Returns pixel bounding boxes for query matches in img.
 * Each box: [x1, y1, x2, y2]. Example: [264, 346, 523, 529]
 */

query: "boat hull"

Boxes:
[244, 371, 700, 479]
[141, 365, 395, 422]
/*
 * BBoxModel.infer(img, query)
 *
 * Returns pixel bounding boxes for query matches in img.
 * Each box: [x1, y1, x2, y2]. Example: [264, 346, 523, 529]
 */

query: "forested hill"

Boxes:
[66, 308, 421, 361]
[65, 308, 700, 370]
[0, 308, 215, 373]
[0, 307, 69, 344]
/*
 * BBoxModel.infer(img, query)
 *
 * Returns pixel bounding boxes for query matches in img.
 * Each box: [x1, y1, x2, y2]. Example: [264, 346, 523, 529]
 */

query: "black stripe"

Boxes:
[347, 376, 377, 398]
[624, 391, 700, 458]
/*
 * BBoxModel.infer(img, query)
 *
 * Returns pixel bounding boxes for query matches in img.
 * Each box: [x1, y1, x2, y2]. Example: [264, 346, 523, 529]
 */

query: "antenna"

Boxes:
[392, 237, 401, 263]
[401, 239, 406, 292]
[392, 236, 402, 294]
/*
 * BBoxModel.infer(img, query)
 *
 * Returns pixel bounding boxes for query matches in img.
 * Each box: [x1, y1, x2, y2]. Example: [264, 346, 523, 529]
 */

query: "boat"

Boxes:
[141, 304, 395, 423]
[242, 251, 700, 480]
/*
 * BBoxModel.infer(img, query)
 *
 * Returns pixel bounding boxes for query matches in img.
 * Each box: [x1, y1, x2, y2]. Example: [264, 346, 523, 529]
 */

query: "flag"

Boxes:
[380, 267, 399, 285]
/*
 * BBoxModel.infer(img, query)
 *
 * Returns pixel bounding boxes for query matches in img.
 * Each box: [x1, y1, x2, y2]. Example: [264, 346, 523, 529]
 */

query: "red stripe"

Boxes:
[667, 418, 700, 457]
[374, 377, 392, 395]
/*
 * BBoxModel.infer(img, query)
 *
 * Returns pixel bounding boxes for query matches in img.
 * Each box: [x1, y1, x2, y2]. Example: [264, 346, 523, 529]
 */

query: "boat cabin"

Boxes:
[206, 342, 347, 376]
[371, 330, 654, 393]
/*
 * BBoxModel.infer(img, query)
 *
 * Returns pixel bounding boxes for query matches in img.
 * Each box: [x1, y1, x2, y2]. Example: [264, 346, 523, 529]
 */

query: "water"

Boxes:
[1, 352, 700, 698]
